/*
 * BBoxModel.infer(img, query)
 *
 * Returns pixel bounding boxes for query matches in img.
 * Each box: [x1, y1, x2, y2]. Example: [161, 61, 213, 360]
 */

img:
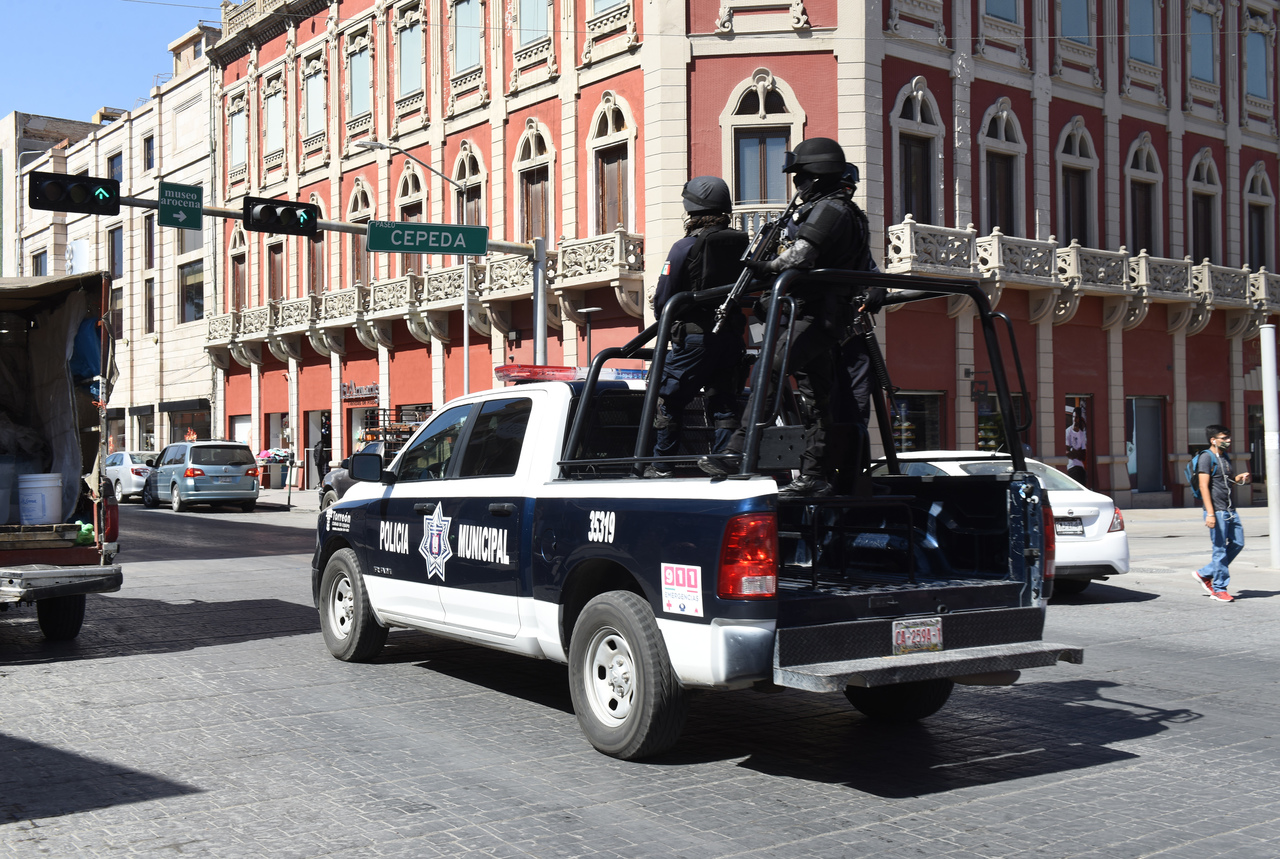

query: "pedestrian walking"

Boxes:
[1192, 424, 1251, 602]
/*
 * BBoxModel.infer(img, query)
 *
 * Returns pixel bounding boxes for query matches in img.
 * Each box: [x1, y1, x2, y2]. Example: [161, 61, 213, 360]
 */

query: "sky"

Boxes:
[0, 0, 222, 123]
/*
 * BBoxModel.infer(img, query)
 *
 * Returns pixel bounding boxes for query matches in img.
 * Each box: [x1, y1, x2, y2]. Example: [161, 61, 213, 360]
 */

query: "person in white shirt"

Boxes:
[1065, 406, 1088, 485]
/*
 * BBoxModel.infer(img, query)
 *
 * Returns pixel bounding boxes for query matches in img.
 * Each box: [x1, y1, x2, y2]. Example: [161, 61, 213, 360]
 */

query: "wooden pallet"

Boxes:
[0, 524, 80, 551]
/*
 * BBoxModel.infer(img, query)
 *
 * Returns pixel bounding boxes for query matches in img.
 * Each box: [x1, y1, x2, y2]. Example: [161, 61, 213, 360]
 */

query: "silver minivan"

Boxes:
[142, 441, 260, 512]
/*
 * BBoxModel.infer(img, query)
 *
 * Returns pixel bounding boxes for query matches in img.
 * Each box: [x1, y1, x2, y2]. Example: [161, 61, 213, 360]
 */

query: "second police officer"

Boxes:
[646, 176, 750, 477]
[698, 137, 883, 497]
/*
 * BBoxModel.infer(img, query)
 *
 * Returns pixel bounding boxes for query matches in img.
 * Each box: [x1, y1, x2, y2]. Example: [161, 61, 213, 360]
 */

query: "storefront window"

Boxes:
[1063, 395, 1092, 487]
[1125, 396, 1165, 492]
[892, 393, 943, 452]
[106, 418, 125, 454]
[136, 413, 156, 452]
[170, 410, 211, 443]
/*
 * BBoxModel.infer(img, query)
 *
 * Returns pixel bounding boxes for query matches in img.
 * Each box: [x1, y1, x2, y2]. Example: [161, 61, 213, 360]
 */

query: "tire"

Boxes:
[319, 548, 387, 661]
[170, 485, 186, 512]
[37, 594, 86, 641]
[241, 501, 257, 513]
[321, 490, 338, 510]
[1052, 579, 1090, 597]
[113, 480, 125, 502]
[844, 678, 954, 723]
[142, 482, 158, 509]
[568, 591, 688, 760]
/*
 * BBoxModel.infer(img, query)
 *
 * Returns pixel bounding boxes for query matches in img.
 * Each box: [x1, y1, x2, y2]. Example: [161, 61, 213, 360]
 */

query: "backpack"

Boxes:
[1184, 450, 1219, 504]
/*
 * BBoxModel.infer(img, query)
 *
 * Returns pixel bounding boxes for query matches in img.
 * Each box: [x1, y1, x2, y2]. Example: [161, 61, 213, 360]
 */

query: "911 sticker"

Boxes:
[661, 563, 703, 617]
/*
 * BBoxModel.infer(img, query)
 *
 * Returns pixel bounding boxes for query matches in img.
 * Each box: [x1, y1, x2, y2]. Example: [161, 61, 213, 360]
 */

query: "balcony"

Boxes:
[885, 216, 977, 277]
[731, 206, 788, 241]
[557, 227, 645, 318]
[206, 312, 237, 346]
[1130, 252, 1193, 301]
[1251, 270, 1280, 311]
[275, 294, 319, 333]
[236, 304, 276, 342]
[1193, 261, 1252, 309]
[366, 275, 421, 321]
[320, 285, 368, 327]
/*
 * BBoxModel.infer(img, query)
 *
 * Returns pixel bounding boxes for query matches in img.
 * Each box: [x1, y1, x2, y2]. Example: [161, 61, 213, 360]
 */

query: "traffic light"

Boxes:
[28, 171, 120, 216]
[243, 196, 320, 236]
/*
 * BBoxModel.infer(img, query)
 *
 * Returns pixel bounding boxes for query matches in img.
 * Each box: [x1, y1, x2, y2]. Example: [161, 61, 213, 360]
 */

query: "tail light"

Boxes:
[183, 467, 205, 478]
[1041, 502, 1056, 582]
[103, 495, 119, 542]
[130, 467, 147, 476]
[717, 513, 778, 599]
[1108, 507, 1125, 532]
[246, 467, 260, 477]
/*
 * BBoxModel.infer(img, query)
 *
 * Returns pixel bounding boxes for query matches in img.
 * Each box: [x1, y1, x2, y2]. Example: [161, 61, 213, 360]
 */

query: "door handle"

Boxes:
[414, 502, 437, 515]
[488, 502, 516, 517]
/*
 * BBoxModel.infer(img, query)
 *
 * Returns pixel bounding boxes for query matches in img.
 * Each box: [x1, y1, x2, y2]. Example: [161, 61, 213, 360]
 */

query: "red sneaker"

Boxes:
[1210, 590, 1235, 602]
[1191, 571, 1214, 594]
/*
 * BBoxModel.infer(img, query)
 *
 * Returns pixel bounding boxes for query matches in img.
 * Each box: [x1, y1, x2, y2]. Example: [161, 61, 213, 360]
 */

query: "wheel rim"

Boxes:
[171, 487, 182, 511]
[582, 625, 636, 726]
[114, 480, 123, 499]
[327, 573, 355, 641]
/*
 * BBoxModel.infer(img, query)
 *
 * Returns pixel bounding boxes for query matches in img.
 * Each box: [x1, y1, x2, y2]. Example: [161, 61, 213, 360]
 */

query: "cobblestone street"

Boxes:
[1, 504, 1278, 858]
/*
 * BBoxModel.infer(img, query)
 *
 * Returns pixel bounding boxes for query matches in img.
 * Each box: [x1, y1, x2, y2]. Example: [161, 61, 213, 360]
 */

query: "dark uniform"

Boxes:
[649, 189, 749, 473]
[701, 138, 879, 497]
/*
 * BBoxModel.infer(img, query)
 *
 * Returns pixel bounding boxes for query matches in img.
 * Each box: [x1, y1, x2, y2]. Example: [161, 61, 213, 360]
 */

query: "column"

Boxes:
[1036, 318, 1056, 457]
[1107, 325, 1129, 505]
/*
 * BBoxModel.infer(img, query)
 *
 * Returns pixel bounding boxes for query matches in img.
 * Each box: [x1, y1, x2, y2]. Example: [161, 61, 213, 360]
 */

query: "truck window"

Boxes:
[457, 398, 532, 478]
[397, 404, 471, 481]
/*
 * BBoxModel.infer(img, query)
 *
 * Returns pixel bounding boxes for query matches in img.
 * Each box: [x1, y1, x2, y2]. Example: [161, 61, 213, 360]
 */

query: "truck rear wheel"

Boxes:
[37, 594, 86, 641]
[319, 548, 387, 661]
[568, 591, 687, 760]
[844, 678, 954, 723]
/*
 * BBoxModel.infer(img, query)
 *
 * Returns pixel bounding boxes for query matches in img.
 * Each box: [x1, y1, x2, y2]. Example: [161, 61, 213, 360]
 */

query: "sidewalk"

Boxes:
[256, 485, 321, 513]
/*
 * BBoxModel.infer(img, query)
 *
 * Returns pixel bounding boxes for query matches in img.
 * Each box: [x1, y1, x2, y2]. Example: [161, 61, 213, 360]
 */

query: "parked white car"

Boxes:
[103, 450, 156, 501]
[871, 451, 1129, 595]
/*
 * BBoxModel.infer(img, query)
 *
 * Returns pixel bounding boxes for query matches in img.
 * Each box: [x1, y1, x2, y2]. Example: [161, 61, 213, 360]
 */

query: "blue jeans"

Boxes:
[1198, 510, 1244, 591]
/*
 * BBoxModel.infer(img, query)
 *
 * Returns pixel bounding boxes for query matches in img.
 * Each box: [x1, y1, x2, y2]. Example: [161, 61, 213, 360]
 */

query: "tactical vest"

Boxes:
[682, 225, 748, 331]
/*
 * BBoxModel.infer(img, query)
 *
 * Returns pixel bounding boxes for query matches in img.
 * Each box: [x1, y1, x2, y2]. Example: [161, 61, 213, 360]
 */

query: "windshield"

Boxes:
[957, 459, 1084, 491]
[128, 453, 152, 464]
[191, 445, 257, 467]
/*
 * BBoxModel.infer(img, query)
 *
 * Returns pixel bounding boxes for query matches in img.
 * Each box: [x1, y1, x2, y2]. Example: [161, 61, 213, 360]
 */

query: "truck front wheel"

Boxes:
[844, 679, 954, 723]
[319, 548, 387, 661]
[37, 594, 86, 641]
[568, 591, 688, 760]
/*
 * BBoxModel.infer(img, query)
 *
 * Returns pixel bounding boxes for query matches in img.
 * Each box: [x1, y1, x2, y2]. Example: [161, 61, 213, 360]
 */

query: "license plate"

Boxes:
[1056, 517, 1084, 536]
[892, 617, 943, 656]
[214, 476, 235, 484]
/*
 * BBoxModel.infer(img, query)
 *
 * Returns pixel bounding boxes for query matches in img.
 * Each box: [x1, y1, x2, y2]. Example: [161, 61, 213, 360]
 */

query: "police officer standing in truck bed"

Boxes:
[646, 177, 750, 478]
[699, 137, 882, 497]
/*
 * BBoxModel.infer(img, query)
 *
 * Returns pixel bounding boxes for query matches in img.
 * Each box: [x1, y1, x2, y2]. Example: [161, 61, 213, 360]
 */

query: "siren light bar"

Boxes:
[495, 364, 648, 383]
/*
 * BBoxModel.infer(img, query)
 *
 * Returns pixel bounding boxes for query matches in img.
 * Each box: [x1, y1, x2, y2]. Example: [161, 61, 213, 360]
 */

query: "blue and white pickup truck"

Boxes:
[313, 272, 1082, 760]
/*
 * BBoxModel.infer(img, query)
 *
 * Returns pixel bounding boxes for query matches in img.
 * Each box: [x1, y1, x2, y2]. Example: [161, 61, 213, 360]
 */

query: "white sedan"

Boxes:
[103, 450, 156, 501]
[872, 450, 1130, 596]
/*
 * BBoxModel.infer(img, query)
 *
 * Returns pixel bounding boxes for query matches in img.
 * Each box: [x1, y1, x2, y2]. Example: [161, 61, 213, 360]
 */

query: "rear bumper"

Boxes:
[0, 564, 123, 603]
[774, 641, 1084, 691]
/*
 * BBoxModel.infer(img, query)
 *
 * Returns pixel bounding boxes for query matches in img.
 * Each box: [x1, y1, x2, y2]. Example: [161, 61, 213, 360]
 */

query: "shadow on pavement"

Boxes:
[1050, 581, 1159, 604]
[668, 679, 1199, 797]
[0, 594, 318, 663]
[0, 734, 201, 824]
[1234, 589, 1280, 600]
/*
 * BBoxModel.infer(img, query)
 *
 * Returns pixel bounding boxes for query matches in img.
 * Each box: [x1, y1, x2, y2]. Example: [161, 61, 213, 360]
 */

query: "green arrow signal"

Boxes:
[297, 211, 310, 223]
[94, 187, 111, 200]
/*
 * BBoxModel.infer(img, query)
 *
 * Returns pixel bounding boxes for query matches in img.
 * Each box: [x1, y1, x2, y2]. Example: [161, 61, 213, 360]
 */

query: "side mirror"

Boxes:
[340, 457, 350, 470]
[145, 459, 156, 468]
[349, 452, 388, 483]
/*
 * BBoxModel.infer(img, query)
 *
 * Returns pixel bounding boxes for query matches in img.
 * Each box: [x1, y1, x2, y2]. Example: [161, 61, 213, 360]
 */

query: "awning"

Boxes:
[128, 404, 155, 416]
[159, 398, 211, 413]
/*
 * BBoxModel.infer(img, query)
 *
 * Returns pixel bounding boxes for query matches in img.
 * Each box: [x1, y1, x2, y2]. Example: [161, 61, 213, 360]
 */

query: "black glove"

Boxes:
[743, 259, 775, 277]
[859, 287, 887, 314]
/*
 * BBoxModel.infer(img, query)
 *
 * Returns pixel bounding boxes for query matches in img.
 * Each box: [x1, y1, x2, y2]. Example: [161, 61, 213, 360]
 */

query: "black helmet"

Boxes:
[783, 137, 846, 176]
[682, 175, 732, 214]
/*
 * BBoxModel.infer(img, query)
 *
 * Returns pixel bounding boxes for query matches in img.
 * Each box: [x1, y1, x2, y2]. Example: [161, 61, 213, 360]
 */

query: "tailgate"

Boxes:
[1, 563, 123, 602]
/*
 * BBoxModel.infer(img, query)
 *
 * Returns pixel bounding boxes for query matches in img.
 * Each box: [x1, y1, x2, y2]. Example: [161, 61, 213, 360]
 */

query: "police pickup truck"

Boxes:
[313, 271, 1081, 760]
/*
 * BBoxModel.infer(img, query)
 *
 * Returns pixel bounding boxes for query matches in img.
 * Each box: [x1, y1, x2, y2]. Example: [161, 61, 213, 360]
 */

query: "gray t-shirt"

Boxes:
[1196, 450, 1234, 512]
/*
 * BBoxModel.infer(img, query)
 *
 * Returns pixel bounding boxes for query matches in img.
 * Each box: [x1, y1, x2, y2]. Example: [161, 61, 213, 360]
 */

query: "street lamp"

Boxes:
[355, 140, 477, 393]
[578, 307, 603, 366]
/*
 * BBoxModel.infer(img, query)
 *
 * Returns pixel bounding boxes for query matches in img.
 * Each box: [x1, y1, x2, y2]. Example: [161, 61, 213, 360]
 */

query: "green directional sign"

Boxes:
[366, 221, 489, 256]
[158, 181, 203, 230]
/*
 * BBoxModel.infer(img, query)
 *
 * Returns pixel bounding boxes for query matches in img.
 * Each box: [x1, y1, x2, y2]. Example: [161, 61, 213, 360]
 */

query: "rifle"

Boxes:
[711, 193, 804, 334]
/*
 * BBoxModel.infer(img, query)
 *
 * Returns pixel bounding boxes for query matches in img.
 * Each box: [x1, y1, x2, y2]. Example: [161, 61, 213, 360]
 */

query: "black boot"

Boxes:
[698, 453, 739, 477]
[778, 474, 833, 498]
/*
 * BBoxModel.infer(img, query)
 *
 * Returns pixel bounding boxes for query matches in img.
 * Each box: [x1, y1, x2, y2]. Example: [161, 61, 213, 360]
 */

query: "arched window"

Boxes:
[306, 195, 327, 295]
[396, 167, 426, 275]
[229, 227, 247, 311]
[1187, 149, 1220, 264]
[347, 182, 373, 287]
[977, 98, 1026, 236]
[718, 68, 806, 211]
[1244, 163, 1274, 271]
[1057, 118, 1099, 246]
[1125, 133, 1163, 255]
[513, 120, 554, 242]
[890, 76, 944, 224]
[588, 91, 634, 234]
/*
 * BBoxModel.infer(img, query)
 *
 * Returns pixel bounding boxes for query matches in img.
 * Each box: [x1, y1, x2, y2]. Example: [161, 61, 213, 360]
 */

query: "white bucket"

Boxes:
[18, 473, 63, 525]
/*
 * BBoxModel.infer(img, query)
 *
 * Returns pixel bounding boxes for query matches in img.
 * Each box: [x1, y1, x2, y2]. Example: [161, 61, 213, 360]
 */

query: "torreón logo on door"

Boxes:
[419, 503, 453, 580]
